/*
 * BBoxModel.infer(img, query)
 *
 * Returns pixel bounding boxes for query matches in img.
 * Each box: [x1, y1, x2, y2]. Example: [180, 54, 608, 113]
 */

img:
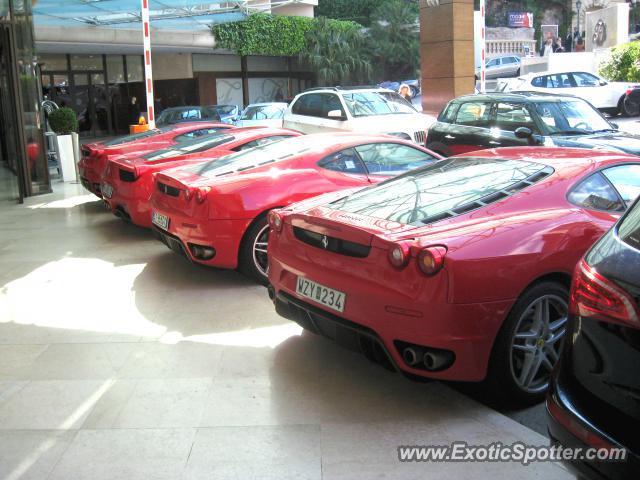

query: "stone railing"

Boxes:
[486, 39, 538, 57]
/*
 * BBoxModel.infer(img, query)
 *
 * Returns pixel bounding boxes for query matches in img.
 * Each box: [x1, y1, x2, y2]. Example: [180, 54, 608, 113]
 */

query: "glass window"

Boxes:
[545, 73, 574, 88]
[240, 104, 286, 120]
[572, 72, 600, 87]
[173, 127, 226, 143]
[234, 135, 293, 151]
[318, 148, 367, 174]
[329, 158, 550, 225]
[342, 91, 416, 117]
[533, 100, 613, 134]
[568, 173, 625, 212]
[455, 102, 491, 126]
[102, 127, 170, 146]
[106, 55, 125, 84]
[618, 199, 640, 250]
[532, 76, 544, 88]
[292, 93, 323, 117]
[495, 103, 537, 132]
[439, 102, 459, 123]
[40, 54, 68, 72]
[354, 143, 436, 176]
[602, 164, 640, 207]
[487, 58, 500, 67]
[144, 133, 235, 161]
[126, 55, 143, 82]
[71, 54, 102, 71]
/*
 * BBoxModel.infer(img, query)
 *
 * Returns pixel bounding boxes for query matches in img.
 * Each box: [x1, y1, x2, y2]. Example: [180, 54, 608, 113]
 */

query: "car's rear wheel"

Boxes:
[238, 214, 270, 285]
[486, 281, 569, 405]
[622, 96, 640, 117]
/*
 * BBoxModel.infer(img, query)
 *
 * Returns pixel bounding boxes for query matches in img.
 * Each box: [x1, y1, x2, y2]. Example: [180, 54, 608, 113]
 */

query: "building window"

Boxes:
[70, 54, 103, 71]
[126, 55, 143, 82]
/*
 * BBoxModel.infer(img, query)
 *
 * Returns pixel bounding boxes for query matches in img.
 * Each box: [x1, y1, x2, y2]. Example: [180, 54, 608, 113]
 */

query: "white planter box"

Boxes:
[57, 134, 77, 183]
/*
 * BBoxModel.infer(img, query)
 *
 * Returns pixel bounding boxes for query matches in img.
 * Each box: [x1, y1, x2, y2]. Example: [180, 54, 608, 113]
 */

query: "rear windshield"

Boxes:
[183, 135, 335, 178]
[329, 157, 552, 225]
[619, 200, 640, 250]
[240, 105, 285, 120]
[143, 133, 234, 161]
[102, 127, 172, 146]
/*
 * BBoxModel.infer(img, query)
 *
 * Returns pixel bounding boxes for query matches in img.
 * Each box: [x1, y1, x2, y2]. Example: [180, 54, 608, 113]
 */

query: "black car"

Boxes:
[623, 87, 640, 117]
[427, 92, 640, 157]
[547, 195, 640, 479]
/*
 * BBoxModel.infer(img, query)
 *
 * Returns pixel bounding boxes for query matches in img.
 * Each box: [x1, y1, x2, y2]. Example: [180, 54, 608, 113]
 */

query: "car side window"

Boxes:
[323, 94, 346, 118]
[568, 172, 625, 212]
[548, 74, 575, 88]
[173, 128, 220, 142]
[233, 135, 293, 152]
[487, 58, 500, 68]
[572, 72, 600, 87]
[180, 109, 200, 120]
[454, 102, 491, 127]
[354, 143, 436, 175]
[438, 103, 459, 123]
[495, 103, 538, 133]
[532, 76, 544, 88]
[292, 95, 319, 117]
[318, 148, 367, 174]
[601, 164, 640, 207]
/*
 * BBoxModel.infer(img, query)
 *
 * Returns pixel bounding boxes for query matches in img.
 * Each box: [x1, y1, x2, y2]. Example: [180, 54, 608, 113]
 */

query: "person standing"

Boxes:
[398, 84, 412, 102]
[564, 30, 573, 52]
[128, 96, 141, 125]
[540, 37, 554, 57]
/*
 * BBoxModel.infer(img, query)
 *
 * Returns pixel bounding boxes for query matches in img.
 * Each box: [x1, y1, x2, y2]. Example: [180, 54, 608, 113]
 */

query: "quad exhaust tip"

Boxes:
[398, 343, 455, 372]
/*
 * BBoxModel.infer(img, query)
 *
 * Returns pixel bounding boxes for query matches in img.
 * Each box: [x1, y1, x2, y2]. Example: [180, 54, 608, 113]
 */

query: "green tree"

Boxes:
[368, 0, 420, 81]
[300, 17, 372, 85]
[599, 42, 640, 82]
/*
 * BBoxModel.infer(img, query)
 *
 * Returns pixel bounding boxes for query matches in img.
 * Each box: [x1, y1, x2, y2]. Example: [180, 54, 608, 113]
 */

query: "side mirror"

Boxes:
[327, 109, 346, 120]
[599, 80, 608, 86]
[515, 127, 533, 139]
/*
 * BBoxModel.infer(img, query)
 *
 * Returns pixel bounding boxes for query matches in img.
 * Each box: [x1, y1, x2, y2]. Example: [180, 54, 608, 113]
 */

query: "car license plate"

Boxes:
[101, 182, 114, 199]
[296, 277, 346, 313]
[152, 211, 170, 230]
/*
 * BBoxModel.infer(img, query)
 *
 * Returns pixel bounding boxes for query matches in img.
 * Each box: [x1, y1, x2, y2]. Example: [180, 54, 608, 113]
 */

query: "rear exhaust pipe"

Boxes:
[423, 351, 450, 371]
[267, 285, 275, 301]
[402, 347, 420, 367]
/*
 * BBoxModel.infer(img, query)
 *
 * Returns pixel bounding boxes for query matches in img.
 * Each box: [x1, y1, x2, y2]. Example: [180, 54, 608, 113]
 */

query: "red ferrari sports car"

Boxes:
[102, 128, 301, 228]
[150, 133, 442, 282]
[79, 122, 233, 197]
[267, 147, 640, 404]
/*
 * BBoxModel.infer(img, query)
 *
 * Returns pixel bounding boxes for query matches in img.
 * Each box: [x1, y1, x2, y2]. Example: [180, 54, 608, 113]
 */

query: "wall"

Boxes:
[151, 53, 193, 80]
[585, 2, 629, 51]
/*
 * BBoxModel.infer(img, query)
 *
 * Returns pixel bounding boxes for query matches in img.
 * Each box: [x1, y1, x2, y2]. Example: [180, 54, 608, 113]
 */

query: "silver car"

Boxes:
[475, 55, 521, 80]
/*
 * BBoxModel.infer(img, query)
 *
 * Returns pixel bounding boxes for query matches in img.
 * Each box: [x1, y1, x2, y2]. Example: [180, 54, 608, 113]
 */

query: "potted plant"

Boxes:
[48, 107, 79, 182]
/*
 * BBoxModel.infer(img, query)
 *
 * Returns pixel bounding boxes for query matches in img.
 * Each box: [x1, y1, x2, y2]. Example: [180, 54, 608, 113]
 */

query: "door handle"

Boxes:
[488, 141, 501, 146]
[444, 135, 456, 140]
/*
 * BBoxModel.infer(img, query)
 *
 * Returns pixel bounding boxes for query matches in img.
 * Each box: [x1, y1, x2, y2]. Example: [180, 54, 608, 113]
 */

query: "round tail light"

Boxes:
[195, 187, 210, 204]
[269, 210, 283, 232]
[388, 242, 410, 268]
[417, 246, 447, 276]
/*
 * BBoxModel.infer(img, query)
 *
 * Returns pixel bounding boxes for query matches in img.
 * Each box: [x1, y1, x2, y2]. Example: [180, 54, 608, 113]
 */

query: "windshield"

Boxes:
[329, 158, 550, 225]
[143, 133, 234, 161]
[184, 135, 333, 179]
[341, 91, 416, 117]
[210, 105, 236, 115]
[534, 100, 613, 135]
[241, 105, 285, 120]
[102, 127, 172, 146]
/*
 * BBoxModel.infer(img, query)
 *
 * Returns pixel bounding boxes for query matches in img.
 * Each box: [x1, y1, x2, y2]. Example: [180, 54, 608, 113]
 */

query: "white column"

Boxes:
[141, 0, 156, 129]
[479, 0, 486, 93]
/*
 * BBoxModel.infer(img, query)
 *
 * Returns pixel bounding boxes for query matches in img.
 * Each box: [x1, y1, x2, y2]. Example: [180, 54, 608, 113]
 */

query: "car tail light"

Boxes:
[195, 187, 210, 204]
[269, 210, 283, 232]
[184, 188, 192, 202]
[570, 259, 639, 327]
[627, 89, 633, 96]
[417, 246, 447, 276]
[388, 242, 411, 268]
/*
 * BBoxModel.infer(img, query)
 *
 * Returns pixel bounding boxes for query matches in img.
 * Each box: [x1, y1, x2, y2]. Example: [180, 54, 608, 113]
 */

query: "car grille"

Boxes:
[119, 169, 136, 183]
[413, 131, 426, 145]
[293, 226, 371, 258]
[157, 182, 180, 197]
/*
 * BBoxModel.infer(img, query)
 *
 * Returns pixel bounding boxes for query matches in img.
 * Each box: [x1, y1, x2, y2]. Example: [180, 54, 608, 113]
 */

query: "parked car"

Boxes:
[150, 133, 441, 282]
[547, 195, 640, 479]
[510, 71, 639, 115]
[283, 87, 432, 146]
[267, 148, 640, 404]
[102, 128, 301, 228]
[79, 122, 233, 197]
[427, 93, 640, 157]
[235, 103, 288, 128]
[475, 55, 521, 80]
[622, 86, 640, 117]
[155, 105, 240, 126]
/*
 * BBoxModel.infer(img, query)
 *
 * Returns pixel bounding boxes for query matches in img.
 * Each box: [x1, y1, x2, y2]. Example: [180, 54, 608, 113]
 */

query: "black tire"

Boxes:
[622, 96, 640, 117]
[238, 214, 271, 285]
[484, 281, 569, 406]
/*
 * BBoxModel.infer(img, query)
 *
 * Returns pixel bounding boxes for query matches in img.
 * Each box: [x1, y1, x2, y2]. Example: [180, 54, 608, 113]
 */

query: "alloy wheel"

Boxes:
[252, 224, 270, 279]
[509, 294, 568, 394]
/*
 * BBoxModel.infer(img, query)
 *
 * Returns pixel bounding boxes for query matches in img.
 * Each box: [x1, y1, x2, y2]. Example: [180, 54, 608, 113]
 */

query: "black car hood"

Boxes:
[552, 131, 640, 155]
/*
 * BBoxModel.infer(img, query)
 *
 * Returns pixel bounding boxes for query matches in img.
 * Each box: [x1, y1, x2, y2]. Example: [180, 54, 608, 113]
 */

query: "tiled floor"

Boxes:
[0, 181, 572, 479]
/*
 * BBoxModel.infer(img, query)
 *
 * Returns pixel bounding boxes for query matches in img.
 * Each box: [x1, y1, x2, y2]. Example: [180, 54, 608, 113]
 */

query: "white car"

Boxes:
[235, 103, 288, 128]
[511, 71, 640, 115]
[283, 87, 433, 145]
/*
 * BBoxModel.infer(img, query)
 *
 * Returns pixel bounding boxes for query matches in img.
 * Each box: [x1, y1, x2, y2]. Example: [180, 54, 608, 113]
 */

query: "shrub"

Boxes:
[48, 107, 78, 135]
[599, 42, 640, 82]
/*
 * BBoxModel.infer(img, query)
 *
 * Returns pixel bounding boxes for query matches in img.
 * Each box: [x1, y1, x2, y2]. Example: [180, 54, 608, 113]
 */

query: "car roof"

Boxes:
[244, 103, 288, 108]
[225, 127, 300, 138]
[456, 147, 639, 173]
[300, 86, 394, 94]
[453, 92, 582, 103]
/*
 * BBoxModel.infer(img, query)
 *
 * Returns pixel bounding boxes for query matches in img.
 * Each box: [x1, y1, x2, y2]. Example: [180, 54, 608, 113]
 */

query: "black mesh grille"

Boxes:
[119, 169, 136, 183]
[293, 227, 370, 258]
[157, 182, 180, 197]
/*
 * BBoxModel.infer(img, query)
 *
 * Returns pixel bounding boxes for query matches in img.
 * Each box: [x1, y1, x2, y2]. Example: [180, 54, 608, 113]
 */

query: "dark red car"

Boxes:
[102, 128, 301, 228]
[149, 133, 441, 282]
[268, 147, 640, 404]
[78, 122, 233, 197]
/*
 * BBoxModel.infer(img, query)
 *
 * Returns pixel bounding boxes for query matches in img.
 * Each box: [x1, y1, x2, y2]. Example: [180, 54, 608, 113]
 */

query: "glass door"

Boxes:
[72, 72, 110, 138]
